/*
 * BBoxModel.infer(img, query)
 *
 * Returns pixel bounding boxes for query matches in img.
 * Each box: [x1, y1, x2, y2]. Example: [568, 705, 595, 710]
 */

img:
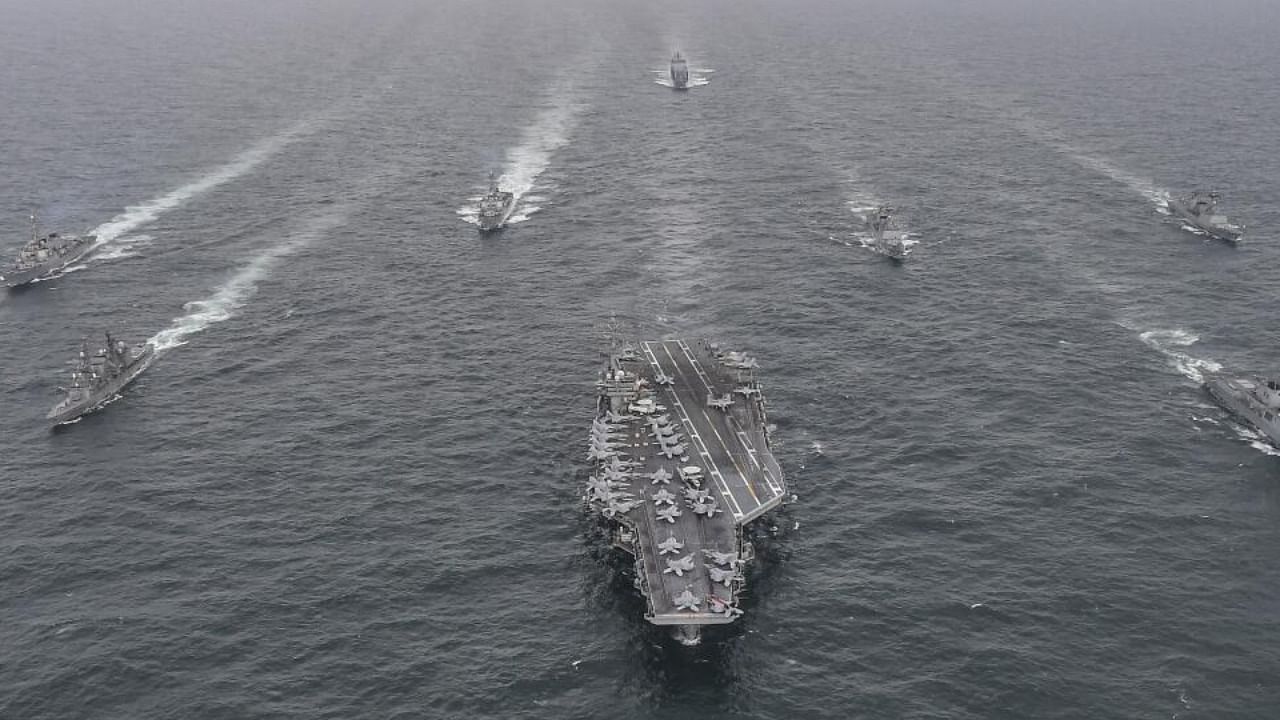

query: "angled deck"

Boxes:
[589, 339, 787, 627]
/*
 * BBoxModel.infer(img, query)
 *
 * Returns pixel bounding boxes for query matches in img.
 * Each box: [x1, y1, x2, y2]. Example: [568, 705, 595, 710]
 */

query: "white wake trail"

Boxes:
[91, 122, 311, 257]
[147, 212, 339, 352]
[1066, 152, 1171, 211]
[1138, 329, 1222, 384]
[459, 96, 585, 226]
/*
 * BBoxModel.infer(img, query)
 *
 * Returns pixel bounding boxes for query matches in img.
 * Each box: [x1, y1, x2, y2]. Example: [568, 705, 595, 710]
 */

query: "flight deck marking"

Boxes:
[664, 342, 763, 507]
[657, 343, 761, 512]
[643, 343, 745, 520]
[675, 340, 786, 500]
[642, 343, 738, 516]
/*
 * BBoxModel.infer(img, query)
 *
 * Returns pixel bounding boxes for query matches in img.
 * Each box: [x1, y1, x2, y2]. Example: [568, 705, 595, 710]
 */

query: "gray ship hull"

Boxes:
[48, 345, 156, 425]
[1166, 200, 1243, 243]
[1204, 376, 1280, 446]
[477, 198, 516, 232]
[587, 339, 788, 643]
[3, 237, 96, 289]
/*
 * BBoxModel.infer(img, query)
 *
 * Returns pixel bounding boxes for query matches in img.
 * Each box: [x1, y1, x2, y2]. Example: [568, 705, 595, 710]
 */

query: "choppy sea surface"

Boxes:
[3, 0, 1280, 717]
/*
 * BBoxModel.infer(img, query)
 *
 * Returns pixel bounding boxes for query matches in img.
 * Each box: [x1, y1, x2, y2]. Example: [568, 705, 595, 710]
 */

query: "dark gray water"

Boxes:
[3, 0, 1280, 717]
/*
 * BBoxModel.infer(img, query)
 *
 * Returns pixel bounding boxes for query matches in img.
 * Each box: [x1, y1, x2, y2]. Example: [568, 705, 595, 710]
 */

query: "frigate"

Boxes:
[869, 205, 908, 260]
[476, 172, 516, 231]
[1166, 191, 1244, 243]
[48, 333, 155, 425]
[586, 338, 788, 645]
[669, 52, 690, 90]
[2, 214, 96, 288]
[1204, 373, 1280, 446]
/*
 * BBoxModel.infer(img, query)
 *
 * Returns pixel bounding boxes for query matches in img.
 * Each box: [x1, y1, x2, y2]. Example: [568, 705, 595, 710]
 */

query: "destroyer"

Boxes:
[2, 214, 96, 288]
[476, 172, 516, 231]
[669, 52, 689, 90]
[48, 333, 155, 425]
[869, 205, 908, 260]
[1204, 373, 1280, 447]
[586, 339, 787, 645]
[1166, 191, 1244, 242]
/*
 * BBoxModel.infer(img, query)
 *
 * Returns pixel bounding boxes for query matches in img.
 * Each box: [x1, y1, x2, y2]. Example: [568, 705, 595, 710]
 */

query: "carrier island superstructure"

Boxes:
[586, 339, 787, 644]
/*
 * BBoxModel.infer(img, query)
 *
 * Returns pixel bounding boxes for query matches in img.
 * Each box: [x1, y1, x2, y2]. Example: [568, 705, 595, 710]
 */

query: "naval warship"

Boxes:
[2, 214, 96, 288]
[476, 172, 516, 231]
[669, 52, 690, 90]
[586, 339, 787, 645]
[1204, 373, 1280, 447]
[1166, 191, 1244, 242]
[48, 333, 155, 425]
[869, 205, 908, 260]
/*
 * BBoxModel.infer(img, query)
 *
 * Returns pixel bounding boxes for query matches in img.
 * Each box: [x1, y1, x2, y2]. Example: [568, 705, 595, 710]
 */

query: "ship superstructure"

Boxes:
[2, 214, 96, 288]
[669, 52, 690, 90]
[1167, 191, 1244, 242]
[1204, 373, 1280, 446]
[587, 339, 787, 644]
[476, 172, 516, 231]
[869, 205, 909, 260]
[48, 333, 155, 425]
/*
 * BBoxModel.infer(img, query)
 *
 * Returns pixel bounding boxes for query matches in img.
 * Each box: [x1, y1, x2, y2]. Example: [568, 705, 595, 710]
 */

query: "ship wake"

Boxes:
[147, 212, 341, 352]
[459, 96, 584, 227]
[1065, 152, 1171, 213]
[843, 198, 920, 258]
[1138, 328, 1222, 384]
[653, 68, 714, 89]
[90, 121, 312, 259]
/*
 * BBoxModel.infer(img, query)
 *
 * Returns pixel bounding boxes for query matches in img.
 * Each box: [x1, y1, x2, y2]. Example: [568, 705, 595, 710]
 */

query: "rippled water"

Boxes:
[3, 0, 1280, 718]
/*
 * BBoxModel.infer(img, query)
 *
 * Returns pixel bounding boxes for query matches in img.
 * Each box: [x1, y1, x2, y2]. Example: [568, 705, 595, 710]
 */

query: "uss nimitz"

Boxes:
[586, 338, 787, 645]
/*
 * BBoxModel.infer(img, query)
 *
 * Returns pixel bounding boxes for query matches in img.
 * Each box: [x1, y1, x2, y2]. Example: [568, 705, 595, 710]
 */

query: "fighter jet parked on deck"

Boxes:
[606, 498, 641, 516]
[656, 505, 683, 523]
[702, 549, 739, 566]
[651, 488, 677, 506]
[652, 372, 675, 386]
[659, 443, 687, 459]
[707, 395, 734, 411]
[657, 535, 684, 555]
[692, 498, 722, 516]
[684, 487, 710, 503]
[587, 447, 617, 462]
[663, 554, 696, 576]
[708, 566, 737, 586]
[649, 467, 673, 485]
[734, 385, 761, 398]
[708, 595, 743, 617]
[674, 589, 702, 612]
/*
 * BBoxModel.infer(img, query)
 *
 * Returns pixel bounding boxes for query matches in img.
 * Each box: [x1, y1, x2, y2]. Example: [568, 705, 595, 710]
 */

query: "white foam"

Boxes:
[654, 73, 713, 89]
[92, 234, 152, 260]
[1065, 152, 1170, 210]
[1138, 329, 1222, 383]
[90, 123, 310, 258]
[457, 98, 583, 225]
[147, 212, 339, 352]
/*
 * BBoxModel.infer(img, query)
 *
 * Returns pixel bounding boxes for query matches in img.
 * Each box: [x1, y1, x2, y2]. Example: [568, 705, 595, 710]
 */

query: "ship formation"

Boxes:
[48, 333, 155, 425]
[586, 338, 787, 644]
[2, 214, 95, 288]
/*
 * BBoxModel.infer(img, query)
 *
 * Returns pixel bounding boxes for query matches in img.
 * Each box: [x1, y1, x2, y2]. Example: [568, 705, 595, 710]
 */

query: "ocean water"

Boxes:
[3, 0, 1280, 717]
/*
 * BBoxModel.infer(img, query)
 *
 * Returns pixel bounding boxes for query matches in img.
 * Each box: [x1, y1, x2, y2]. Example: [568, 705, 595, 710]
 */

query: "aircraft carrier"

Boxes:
[586, 338, 787, 644]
